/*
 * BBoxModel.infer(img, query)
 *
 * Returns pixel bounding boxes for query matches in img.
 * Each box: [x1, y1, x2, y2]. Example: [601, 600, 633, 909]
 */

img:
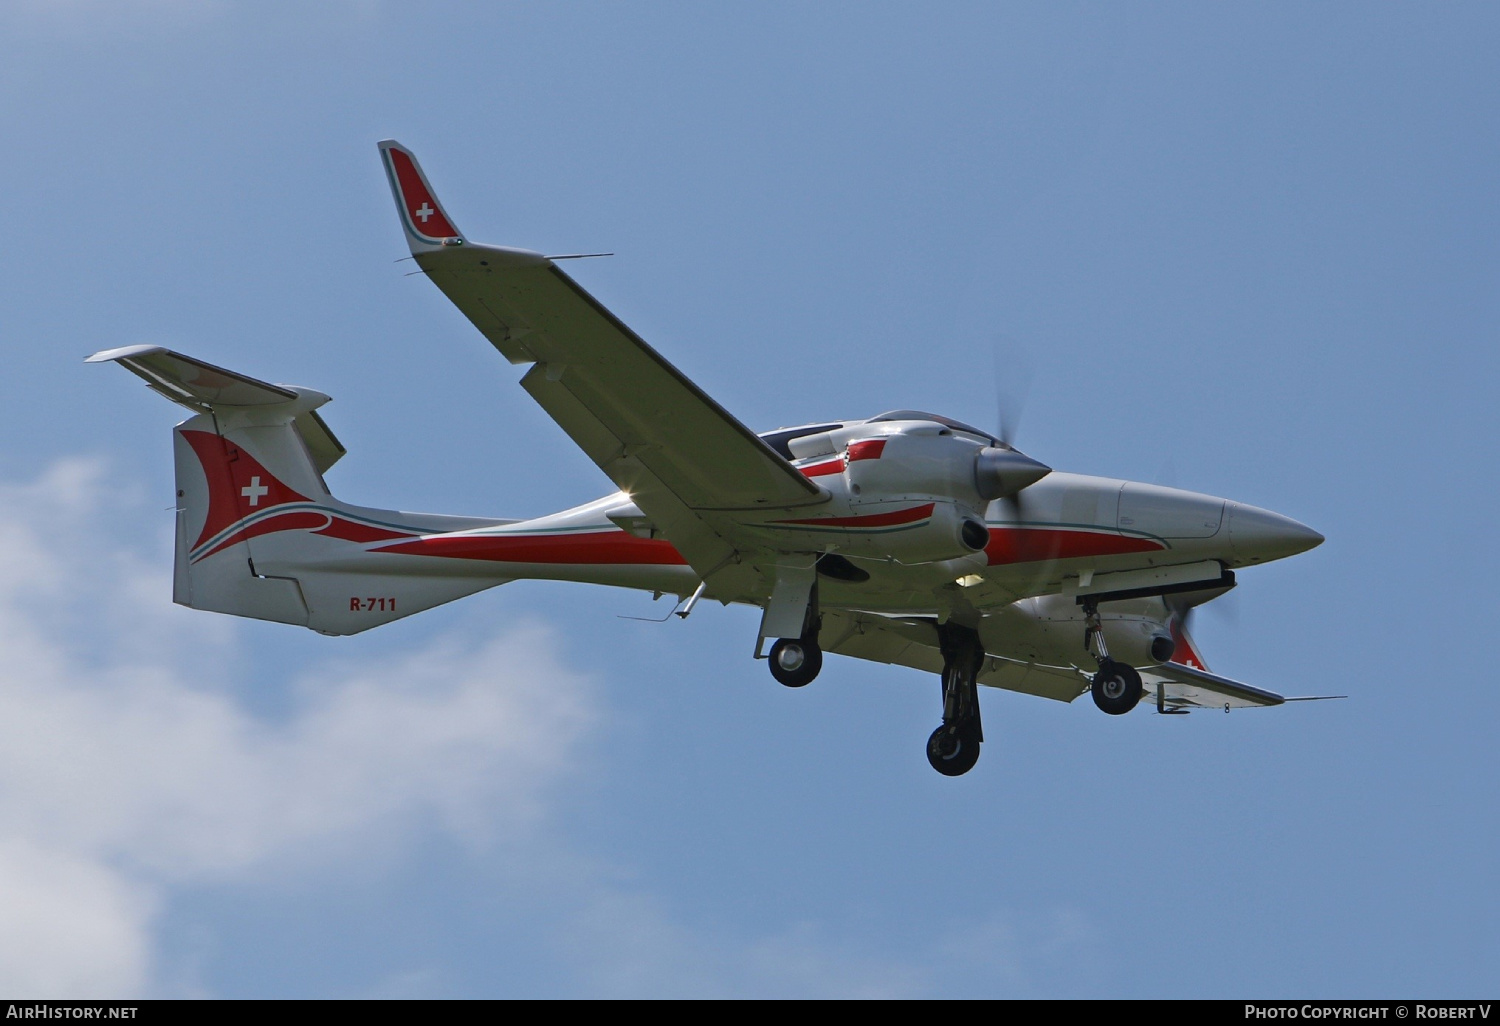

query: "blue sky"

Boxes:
[0, 1, 1496, 997]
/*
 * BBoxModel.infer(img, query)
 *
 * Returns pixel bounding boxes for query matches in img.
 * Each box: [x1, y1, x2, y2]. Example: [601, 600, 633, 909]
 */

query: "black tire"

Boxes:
[768, 638, 822, 687]
[926, 725, 981, 776]
[1091, 660, 1143, 715]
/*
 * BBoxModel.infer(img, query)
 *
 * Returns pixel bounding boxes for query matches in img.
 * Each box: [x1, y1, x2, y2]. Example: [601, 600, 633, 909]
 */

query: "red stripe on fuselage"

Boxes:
[776, 502, 935, 529]
[846, 439, 886, 462]
[984, 527, 1163, 565]
[373, 530, 689, 565]
[313, 518, 415, 544]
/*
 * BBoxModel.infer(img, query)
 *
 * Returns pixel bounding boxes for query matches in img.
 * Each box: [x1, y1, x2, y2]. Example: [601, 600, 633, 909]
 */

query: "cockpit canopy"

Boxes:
[867, 411, 1001, 447]
[759, 411, 1001, 459]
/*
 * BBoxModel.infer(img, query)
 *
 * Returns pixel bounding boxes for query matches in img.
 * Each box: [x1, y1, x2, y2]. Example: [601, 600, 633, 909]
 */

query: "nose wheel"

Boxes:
[926, 622, 985, 776]
[1091, 660, 1143, 715]
[1081, 598, 1143, 715]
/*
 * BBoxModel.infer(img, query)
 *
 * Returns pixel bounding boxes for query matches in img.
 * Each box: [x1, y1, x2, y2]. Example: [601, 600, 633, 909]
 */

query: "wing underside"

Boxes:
[1140, 661, 1286, 710]
[817, 609, 1290, 709]
[818, 610, 1090, 703]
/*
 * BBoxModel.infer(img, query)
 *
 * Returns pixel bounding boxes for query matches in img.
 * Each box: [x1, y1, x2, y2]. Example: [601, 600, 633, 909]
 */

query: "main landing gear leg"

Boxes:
[926, 622, 985, 776]
[1082, 598, 1142, 715]
[768, 579, 822, 688]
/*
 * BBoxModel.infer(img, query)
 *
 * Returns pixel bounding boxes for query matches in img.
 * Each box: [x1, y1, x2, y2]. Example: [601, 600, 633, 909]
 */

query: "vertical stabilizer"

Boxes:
[91, 346, 514, 635]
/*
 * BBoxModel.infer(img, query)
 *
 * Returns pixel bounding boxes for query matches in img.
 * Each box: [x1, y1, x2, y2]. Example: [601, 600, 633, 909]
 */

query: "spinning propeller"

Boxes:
[977, 339, 1048, 522]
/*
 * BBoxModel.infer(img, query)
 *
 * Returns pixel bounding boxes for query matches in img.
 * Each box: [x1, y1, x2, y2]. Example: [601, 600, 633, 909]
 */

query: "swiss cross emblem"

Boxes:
[241, 476, 269, 507]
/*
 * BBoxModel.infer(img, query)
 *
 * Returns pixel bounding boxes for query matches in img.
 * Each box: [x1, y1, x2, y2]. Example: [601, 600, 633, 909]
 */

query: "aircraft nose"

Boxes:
[1227, 503, 1324, 563]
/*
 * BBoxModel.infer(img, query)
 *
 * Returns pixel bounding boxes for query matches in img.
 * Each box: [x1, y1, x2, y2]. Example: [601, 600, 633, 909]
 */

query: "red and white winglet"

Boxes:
[378, 139, 465, 251]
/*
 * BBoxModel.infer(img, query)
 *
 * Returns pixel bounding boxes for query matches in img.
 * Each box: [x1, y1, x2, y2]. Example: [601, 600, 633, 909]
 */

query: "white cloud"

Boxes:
[0, 840, 153, 997]
[0, 459, 597, 995]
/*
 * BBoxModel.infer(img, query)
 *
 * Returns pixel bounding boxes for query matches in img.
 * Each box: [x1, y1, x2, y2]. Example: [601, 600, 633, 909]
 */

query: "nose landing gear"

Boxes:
[927, 622, 985, 776]
[1081, 598, 1143, 715]
[1091, 660, 1143, 715]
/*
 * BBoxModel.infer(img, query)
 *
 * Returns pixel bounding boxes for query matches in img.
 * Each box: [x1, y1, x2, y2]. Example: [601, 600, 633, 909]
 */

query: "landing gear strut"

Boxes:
[1082, 598, 1142, 715]
[768, 581, 822, 688]
[926, 622, 985, 776]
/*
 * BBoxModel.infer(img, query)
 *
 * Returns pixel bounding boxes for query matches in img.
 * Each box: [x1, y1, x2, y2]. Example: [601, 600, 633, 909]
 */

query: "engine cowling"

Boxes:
[839, 427, 1050, 509]
[780, 417, 1050, 566]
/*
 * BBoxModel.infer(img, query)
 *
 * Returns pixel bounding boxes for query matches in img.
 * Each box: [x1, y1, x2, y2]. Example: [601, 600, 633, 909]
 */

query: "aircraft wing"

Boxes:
[819, 609, 1300, 710]
[1140, 661, 1286, 710]
[377, 141, 826, 583]
[818, 610, 1089, 703]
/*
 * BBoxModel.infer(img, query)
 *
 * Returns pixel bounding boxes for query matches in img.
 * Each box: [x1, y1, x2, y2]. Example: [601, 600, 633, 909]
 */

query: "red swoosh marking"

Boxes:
[776, 502, 935, 529]
[984, 528, 1163, 565]
[197, 511, 329, 561]
[373, 530, 688, 566]
[181, 429, 310, 549]
[313, 518, 415, 544]
[799, 459, 844, 478]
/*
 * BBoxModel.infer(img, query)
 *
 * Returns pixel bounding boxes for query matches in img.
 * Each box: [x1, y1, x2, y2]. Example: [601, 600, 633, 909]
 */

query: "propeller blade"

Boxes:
[992, 334, 1035, 449]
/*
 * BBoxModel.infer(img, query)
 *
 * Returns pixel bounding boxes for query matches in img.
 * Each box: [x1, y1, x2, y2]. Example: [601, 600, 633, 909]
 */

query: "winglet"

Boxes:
[378, 139, 465, 251]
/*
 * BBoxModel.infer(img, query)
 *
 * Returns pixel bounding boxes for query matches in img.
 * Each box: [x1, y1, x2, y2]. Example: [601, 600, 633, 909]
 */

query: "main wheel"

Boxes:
[926, 725, 981, 776]
[1091, 660, 1143, 715]
[768, 638, 822, 687]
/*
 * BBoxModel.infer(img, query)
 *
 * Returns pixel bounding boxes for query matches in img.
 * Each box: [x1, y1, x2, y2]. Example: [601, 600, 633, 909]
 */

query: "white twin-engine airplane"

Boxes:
[90, 140, 1327, 776]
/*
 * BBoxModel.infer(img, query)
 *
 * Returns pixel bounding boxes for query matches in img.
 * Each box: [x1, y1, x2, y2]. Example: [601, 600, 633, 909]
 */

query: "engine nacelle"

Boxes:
[778, 417, 1048, 565]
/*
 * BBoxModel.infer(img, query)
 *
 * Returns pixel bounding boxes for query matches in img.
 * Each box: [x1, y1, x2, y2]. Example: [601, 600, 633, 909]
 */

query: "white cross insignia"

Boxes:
[241, 476, 269, 507]
[414, 202, 434, 223]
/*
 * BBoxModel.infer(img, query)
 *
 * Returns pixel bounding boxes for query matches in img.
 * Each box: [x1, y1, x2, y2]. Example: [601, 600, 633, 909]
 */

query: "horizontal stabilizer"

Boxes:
[88, 345, 347, 474]
[88, 345, 296, 408]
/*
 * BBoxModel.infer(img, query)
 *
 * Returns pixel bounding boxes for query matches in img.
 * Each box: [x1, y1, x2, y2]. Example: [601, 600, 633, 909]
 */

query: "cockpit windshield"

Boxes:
[868, 410, 1000, 445]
